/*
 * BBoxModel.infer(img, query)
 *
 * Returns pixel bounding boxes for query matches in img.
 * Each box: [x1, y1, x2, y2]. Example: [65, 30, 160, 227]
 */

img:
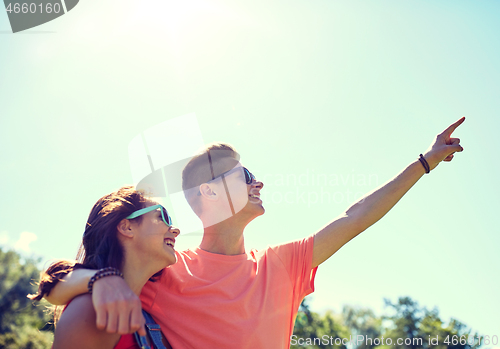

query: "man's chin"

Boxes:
[255, 205, 265, 216]
[244, 204, 265, 220]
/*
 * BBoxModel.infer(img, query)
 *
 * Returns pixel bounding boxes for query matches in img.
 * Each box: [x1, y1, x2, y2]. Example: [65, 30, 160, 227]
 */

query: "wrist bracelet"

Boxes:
[88, 267, 124, 294]
[418, 154, 430, 174]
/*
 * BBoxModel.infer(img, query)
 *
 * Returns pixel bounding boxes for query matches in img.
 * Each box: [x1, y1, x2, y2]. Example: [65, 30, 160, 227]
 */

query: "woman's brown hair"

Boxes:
[29, 186, 150, 302]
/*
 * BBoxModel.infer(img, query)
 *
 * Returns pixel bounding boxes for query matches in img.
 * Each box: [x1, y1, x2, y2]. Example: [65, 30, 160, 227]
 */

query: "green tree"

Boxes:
[382, 297, 424, 349]
[292, 297, 482, 349]
[0, 248, 53, 349]
[381, 297, 481, 349]
[292, 299, 349, 349]
[342, 305, 382, 349]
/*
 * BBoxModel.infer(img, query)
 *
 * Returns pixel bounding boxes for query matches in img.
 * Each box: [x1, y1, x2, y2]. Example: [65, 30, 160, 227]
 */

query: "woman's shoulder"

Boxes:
[59, 293, 97, 323]
[53, 294, 122, 349]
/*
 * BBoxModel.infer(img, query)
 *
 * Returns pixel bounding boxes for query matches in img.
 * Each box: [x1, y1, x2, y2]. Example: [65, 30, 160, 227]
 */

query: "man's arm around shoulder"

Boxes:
[46, 269, 146, 336]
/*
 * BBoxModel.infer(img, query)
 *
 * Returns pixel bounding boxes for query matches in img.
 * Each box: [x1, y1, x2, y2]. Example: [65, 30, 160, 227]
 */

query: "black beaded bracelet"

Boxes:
[88, 267, 124, 294]
[418, 154, 430, 174]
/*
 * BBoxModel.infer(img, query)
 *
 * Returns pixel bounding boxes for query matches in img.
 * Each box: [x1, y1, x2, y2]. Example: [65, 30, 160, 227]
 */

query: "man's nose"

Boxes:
[252, 180, 264, 190]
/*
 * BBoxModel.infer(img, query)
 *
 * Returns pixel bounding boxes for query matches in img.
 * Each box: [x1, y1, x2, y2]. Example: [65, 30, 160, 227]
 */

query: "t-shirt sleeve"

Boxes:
[268, 235, 318, 301]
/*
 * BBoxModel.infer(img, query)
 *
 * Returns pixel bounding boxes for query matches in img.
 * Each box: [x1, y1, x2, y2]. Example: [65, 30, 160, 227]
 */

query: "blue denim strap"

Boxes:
[134, 331, 151, 349]
[134, 310, 167, 349]
[143, 311, 166, 349]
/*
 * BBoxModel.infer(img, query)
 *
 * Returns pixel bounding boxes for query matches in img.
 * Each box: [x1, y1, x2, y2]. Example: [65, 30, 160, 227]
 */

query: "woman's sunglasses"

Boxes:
[126, 204, 172, 226]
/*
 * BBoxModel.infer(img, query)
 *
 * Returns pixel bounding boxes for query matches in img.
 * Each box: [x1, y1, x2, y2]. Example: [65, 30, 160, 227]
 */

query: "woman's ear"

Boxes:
[117, 218, 134, 238]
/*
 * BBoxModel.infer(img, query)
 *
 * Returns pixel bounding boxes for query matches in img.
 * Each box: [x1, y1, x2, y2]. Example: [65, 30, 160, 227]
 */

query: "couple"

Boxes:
[32, 117, 465, 349]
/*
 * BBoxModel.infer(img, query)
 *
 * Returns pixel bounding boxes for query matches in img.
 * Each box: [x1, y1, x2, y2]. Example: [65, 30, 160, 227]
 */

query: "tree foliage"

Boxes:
[292, 299, 349, 349]
[342, 305, 382, 349]
[293, 297, 482, 349]
[0, 248, 53, 349]
[381, 297, 482, 349]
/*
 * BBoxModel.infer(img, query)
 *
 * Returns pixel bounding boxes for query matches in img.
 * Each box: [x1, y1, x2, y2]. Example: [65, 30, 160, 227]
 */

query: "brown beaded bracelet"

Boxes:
[88, 267, 124, 294]
[418, 154, 430, 174]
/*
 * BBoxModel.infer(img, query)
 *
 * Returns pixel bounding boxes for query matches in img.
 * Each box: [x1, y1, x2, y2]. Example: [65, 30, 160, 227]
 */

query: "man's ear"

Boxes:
[117, 218, 134, 238]
[199, 183, 218, 201]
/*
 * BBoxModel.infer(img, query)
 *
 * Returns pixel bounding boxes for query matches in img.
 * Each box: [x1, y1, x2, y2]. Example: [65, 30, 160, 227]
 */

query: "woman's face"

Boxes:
[133, 205, 180, 269]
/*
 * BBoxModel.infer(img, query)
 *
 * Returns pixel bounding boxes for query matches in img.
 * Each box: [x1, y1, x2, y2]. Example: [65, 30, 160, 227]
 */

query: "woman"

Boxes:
[29, 186, 179, 349]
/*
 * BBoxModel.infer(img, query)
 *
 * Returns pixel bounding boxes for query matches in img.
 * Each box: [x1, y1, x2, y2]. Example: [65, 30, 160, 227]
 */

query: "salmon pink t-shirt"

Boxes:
[140, 236, 317, 349]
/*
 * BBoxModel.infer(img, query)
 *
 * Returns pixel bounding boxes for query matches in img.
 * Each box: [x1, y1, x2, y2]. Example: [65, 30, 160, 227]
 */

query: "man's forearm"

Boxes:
[312, 159, 426, 267]
[346, 159, 425, 232]
[47, 269, 145, 335]
[45, 269, 96, 305]
[313, 118, 464, 268]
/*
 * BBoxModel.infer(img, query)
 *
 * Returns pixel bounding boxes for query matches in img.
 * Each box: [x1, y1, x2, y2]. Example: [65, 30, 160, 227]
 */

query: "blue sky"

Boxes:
[1, 0, 499, 341]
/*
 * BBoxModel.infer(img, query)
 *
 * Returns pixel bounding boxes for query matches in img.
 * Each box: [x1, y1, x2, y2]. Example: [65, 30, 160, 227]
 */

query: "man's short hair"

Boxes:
[182, 142, 240, 214]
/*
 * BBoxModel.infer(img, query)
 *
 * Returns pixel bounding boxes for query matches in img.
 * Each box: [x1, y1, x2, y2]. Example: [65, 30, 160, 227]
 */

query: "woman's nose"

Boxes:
[169, 226, 180, 237]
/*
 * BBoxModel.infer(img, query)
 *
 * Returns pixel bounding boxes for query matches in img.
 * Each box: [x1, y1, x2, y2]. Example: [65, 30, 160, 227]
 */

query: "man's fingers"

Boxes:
[441, 117, 465, 137]
[130, 304, 146, 335]
[138, 325, 147, 337]
[91, 275, 141, 334]
[117, 304, 132, 334]
[451, 143, 464, 152]
[443, 143, 463, 162]
[96, 308, 107, 330]
[106, 311, 119, 333]
[426, 118, 465, 167]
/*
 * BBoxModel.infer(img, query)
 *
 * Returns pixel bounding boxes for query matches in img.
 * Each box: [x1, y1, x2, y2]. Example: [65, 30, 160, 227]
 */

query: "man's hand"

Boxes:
[92, 276, 146, 336]
[423, 117, 465, 171]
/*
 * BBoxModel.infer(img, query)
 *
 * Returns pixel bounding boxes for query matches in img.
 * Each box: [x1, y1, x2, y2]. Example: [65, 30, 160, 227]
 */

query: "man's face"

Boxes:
[207, 159, 249, 215]
[219, 165, 250, 215]
[216, 161, 264, 219]
[204, 157, 264, 221]
[191, 151, 265, 227]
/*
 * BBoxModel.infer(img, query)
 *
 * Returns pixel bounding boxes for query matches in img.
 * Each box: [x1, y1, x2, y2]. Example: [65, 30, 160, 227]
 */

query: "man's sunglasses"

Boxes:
[126, 204, 172, 226]
[242, 167, 256, 184]
[197, 167, 255, 195]
[215, 166, 255, 184]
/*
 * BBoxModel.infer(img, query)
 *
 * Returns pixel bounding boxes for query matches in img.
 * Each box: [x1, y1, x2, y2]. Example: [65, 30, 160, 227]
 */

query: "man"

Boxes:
[46, 118, 465, 348]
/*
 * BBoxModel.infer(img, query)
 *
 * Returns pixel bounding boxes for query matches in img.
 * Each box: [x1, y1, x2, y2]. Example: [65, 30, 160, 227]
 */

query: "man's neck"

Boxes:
[199, 221, 246, 255]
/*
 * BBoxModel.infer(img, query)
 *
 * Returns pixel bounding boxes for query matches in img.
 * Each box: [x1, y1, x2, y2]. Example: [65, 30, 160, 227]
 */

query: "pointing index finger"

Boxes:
[442, 116, 465, 137]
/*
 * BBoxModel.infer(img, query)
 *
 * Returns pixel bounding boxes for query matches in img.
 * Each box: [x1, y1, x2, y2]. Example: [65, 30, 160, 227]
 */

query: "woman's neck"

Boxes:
[120, 260, 155, 296]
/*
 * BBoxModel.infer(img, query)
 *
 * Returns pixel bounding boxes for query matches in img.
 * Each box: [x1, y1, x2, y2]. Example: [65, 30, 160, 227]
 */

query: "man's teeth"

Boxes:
[165, 240, 174, 247]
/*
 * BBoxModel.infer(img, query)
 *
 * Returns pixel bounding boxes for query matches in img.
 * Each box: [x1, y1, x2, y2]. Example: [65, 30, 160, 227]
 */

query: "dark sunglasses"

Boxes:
[197, 167, 255, 195]
[242, 167, 256, 184]
[215, 166, 255, 184]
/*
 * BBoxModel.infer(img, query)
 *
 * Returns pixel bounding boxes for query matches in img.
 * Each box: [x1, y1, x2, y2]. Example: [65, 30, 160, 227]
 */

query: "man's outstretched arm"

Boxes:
[45, 269, 146, 336]
[312, 117, 465, 268]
